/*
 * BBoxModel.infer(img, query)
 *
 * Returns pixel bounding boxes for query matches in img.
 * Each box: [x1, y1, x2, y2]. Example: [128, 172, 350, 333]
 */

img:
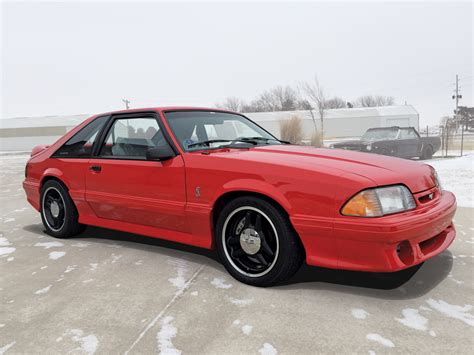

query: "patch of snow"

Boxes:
[427, 299, 474, 326]
[63, 329, 98, 355]
[64, 265, 76, 273]
[0, 341, 16, 354]
[211, 277, 232, 289]
[396, 309, 428, 331]
[233, 320, 241, 325]
[351, 308, 369, 320]
[242, 324, 253, 335]
[89, 263, 98, 270]
[259, 343, 277, 355]
[35, 241, 64, 249]
[368, 351, 376, 355]
[168, 260, 189, 290]
[4, 218, 15, 223]
[229, 297, 254, 307]
[0, 237, 10, 246]
[366, 333, 395, 348]
[83, 279, 94, 284]
[190, 291, 198, 296]
[157, 316, 181, 355]
[0, 247, 15, 256]
[6, 257, 14, 262]
[427, 154, 474, 208]
[35, 285, 52, 295]
[429, 330, 436, 337]
[71, 242, 90, 248]
[49, 251, 66, 260]
[450, 277, 465, 285]
[111, 254, 122, 263]
[40, 265, 48, 270]
[116, 284, 121, 288]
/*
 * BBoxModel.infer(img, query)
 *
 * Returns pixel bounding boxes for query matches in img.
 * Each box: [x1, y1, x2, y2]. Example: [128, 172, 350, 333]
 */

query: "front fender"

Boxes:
[211, 178, 293, 214]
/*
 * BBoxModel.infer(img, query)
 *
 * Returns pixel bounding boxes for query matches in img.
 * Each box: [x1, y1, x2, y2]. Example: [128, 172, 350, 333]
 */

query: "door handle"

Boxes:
[89, 165, 102, 172]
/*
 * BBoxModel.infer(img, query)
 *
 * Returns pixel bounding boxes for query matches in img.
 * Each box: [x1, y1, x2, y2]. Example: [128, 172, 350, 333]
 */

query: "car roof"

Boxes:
[94, 106, 238, 117]
[366, 126, 415, 130]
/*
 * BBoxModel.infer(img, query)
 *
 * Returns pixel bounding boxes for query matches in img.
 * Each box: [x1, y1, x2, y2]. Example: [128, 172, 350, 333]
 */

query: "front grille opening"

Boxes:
[397, 240, 414, 265]
[418, 191, 437, 204]
[419, 233, 446, 255]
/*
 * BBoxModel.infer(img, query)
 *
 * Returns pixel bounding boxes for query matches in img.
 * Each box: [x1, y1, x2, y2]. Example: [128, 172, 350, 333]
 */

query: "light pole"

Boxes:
[122, 99, 130, 110]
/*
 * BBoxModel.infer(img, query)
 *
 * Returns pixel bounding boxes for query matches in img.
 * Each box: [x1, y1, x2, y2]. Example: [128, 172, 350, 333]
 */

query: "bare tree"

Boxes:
[215, 97, 243, 112]
[356, 95, 395, 107]
[300, 76, 326, 140]
[325, 96, 346, 109]
[251, 85, 300, 112]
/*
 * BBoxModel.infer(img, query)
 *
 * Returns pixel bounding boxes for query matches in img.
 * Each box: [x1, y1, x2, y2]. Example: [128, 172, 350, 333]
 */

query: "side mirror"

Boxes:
[146, 145, 176, 161]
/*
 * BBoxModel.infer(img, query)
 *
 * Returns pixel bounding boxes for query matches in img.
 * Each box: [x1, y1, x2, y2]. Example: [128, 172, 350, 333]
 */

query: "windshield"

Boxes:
[164, 111, 281, 151]
[362, 128, 399, 141]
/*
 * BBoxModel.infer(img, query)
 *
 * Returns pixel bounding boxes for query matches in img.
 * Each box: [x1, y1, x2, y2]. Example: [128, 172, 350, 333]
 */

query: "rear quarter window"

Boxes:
[54, 115, 109, 157]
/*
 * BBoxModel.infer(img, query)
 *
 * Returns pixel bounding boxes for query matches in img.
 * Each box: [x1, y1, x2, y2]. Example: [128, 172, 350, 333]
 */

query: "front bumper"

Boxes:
[332, 191, 456, 272]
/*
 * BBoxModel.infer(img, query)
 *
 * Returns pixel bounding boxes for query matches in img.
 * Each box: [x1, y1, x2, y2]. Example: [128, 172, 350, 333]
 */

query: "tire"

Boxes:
[215, 196, 304, 287]
[421, 145, 433, 160]
[40, 180, 85, 238]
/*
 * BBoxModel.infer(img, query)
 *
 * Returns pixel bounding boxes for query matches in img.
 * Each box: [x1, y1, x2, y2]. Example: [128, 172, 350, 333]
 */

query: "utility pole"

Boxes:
[122, 99, 130, 110]
[452, 74, 462, 116]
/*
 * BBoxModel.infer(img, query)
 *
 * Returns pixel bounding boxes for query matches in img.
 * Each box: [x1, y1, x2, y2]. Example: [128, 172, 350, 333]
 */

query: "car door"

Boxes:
[85, 112, 187, 233]
[398, 128, 421, 158]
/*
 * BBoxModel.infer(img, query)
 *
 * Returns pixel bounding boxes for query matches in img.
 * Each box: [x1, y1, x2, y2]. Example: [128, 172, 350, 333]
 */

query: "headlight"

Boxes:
[431, 167, 443, 191]
[341, 185, 416, 217]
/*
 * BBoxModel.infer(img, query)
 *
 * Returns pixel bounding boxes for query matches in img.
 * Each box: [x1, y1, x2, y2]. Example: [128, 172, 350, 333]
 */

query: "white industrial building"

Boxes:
[247, 105, 419, 139]
[0, 105, 419, 151]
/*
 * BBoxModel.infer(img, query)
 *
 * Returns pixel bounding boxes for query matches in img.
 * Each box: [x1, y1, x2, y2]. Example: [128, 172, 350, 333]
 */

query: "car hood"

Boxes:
[332, 139, 365, 147]
[228, 145, 436, 193]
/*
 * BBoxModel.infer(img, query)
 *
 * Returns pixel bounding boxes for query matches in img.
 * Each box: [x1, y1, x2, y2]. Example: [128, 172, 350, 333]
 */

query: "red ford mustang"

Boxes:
[23, 107, 456, 286]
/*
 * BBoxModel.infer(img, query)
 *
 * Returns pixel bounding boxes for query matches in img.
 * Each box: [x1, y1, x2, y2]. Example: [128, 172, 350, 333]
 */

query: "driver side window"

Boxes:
[400, 129, 417, 139]
[99, 117, 163, 159]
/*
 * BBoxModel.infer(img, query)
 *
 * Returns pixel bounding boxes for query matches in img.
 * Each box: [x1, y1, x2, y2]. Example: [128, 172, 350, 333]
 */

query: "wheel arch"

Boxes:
[40, 169, 70, 190]
[211, 190, 291, 228]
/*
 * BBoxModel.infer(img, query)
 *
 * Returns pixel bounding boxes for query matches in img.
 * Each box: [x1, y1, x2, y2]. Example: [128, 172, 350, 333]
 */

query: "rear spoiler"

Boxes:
[31, 145, 50, 157]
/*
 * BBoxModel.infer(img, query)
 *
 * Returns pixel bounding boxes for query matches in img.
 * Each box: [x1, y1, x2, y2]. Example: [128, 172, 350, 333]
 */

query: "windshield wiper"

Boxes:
[187, 139, 257, 149]
[187, 139, 233, 148]
[238, 137, 291, 144]
[187, 137, 290, 150]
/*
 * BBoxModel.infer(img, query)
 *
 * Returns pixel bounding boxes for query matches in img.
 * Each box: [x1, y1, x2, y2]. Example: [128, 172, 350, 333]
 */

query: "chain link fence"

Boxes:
[421, 125, 472, 158]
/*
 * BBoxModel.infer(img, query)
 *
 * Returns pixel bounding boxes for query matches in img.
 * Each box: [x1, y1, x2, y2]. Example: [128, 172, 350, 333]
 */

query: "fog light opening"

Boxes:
[396, 241, 414, 265]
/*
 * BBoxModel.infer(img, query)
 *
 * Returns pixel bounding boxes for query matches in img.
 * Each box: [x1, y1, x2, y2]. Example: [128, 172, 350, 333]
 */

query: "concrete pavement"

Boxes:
[1, 154, 473, 354]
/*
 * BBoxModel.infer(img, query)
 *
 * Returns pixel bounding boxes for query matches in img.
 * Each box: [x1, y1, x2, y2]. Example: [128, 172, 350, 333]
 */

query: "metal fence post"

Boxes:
[460, 124, 464, 157]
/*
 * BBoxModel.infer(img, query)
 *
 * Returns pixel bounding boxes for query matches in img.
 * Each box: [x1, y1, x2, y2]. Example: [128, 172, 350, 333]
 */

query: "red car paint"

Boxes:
[23, 107, 456, 272]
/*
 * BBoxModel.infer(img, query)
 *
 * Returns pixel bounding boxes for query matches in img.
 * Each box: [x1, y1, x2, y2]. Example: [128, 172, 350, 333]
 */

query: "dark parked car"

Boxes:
[330, 127, 441, 159]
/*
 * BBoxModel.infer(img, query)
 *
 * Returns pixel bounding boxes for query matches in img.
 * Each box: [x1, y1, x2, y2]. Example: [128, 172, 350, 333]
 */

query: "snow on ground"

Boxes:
[425, 153, 474, 208]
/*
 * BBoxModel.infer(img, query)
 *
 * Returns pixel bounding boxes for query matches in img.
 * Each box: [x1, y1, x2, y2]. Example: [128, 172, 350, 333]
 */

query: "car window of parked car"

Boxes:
[362, 128, 399, 141]
[53, 115, 109, 158]
[164, 111, 278, 151]
[99, 117, 163, 159]
[400, 128, 418, 139]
